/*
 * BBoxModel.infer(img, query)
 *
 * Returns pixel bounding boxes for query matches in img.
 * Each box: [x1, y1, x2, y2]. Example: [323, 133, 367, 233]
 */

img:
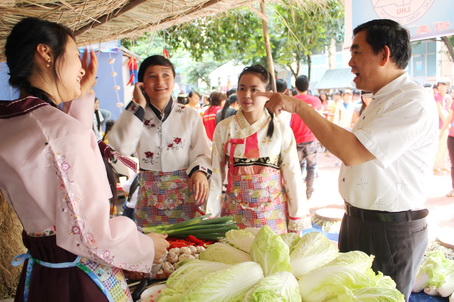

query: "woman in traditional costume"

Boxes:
[206, 65, 310, 234]
[0, 18, 169, 301]
[108, 55, 211, 227]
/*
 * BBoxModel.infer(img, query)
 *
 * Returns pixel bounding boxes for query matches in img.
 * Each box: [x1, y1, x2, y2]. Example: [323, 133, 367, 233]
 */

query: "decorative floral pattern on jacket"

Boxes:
[108, 100, 211, 175]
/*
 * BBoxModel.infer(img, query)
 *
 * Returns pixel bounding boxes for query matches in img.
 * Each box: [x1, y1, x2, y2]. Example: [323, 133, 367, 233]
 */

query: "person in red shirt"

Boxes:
[289, 75, 323, 199]
[203, 91, 227, 140]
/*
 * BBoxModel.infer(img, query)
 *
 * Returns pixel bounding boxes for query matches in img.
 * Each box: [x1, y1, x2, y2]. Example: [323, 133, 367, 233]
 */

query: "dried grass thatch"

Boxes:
[0, 0, 262, 61]
[0, 191, 25, 299]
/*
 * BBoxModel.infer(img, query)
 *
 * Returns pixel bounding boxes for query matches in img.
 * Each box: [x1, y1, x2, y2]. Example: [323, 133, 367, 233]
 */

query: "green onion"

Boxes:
[141, 215, 238, 240]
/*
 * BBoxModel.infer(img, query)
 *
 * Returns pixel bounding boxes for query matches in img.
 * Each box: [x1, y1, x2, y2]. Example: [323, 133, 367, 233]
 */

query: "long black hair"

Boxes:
[238, 65, 275, 137]
[221, 94, 238, 121]
[5, 17, 75, 106]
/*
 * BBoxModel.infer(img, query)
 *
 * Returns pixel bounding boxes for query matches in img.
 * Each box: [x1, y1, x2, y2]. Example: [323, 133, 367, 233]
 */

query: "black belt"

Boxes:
[344, 202, 428, 223]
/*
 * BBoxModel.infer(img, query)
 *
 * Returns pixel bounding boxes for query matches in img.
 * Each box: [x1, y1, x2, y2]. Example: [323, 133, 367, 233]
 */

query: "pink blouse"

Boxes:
[0, 94, 154, 273]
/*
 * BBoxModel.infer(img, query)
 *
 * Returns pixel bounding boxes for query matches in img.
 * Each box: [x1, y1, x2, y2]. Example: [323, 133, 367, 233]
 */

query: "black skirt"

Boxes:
[15, 231, 108, 302]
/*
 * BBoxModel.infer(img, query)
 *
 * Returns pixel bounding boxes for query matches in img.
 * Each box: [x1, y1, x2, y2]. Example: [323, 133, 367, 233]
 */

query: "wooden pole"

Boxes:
[260, 1, 276, 91]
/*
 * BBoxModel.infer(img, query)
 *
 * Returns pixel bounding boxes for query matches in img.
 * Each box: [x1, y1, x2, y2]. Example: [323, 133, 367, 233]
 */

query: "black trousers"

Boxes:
[338, 213, 428, 301]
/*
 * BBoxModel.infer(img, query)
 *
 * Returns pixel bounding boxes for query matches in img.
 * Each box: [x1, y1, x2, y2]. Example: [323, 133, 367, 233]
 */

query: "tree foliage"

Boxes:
[121, 33, 222, 92]
[186, 60, 222, 88]
[442, 36, 454, 62]
[121, 0, 345, 87]
[161, 9, 265, 63]
[121, 33, 166, 60]
[158, 0, 344, 78]
[273, 0, 344, 79]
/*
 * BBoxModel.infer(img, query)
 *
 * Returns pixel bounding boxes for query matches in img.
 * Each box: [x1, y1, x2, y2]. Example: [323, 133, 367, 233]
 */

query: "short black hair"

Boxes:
[138, 55, 176, 82]
[188, 91, 200, 98]
[226, 88, 237, 97]
[295, 75, 309, 92]
[353, 19, 411, 69]
[276, 79, 287, 93]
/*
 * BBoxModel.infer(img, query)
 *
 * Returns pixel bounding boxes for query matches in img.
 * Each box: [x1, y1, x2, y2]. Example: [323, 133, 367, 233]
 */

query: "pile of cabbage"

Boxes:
[412, 250, 454, 300]
[156, 226, 404, 302]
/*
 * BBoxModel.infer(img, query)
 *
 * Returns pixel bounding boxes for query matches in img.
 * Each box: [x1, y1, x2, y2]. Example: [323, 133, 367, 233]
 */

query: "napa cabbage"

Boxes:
[244, 271, 301, 302]
[290, 231, 339, 278]
[183, 261, 264, 302]
[250, 225, 291, 276]
[297, 265, 403, 302]
[163, 259, 232, 293]
[225, 229, 256, 253]
[199, 242, 251, 264]
[243, 227, 261, 235]
[298, 266, 374, 301]
[337, 286, 405, 301]
[413, 250, 450, 292]
[323, 250, 374, 272]
[280, 232, 300, 249]
[413, 250, 454, 297]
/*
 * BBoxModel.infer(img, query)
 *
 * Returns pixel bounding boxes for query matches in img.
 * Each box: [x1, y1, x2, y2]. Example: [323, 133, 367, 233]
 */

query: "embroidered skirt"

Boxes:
[135, 169, 198, 227]
[14, 232, 131, 302]
[222, 169, 288, 234]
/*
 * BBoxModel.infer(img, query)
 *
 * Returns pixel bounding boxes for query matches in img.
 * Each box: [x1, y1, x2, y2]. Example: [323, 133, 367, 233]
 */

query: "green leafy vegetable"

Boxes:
[297, 263, 404, 302]
[298, 265, 396, 302]
[141, 215, 238, 240]
[338, 286, 405, 301]
[280, 232, 300, 250]
[184, 261, 264, 301]
[200, 242, 251, 264]
[155, 225, 408, 302]
[225, 229, 256, 253]
[413, 250, 454, 297]
[250, 225, 291, 276]
[290, 232, 338, 278]
[243, 227, 261, 235]
[164, 259, 232, 292]
[323, 250, 374, 272]
[244, 271, 301, 302]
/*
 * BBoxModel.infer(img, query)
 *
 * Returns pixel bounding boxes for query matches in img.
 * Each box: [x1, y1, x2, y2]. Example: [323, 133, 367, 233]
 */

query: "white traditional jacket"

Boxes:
[108, 100, 211, 176]
[206, 109, 308, 218]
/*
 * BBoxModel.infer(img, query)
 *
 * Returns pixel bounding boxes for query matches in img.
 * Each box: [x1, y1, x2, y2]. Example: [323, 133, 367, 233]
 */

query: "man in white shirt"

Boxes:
[261, 19, 437, 301]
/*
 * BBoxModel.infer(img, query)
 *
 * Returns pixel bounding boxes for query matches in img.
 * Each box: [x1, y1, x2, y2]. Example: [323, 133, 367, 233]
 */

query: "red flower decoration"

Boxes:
[174, 137, 181, 144]
[71, 225, 81, 235]
[144, 120, 150, 126]
[145, 151, 154, 158]
[168, 143, 173, 148]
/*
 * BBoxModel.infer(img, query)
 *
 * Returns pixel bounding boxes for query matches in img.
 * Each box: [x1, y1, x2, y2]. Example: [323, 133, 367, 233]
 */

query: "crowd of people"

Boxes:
[0, 16, 445, 302]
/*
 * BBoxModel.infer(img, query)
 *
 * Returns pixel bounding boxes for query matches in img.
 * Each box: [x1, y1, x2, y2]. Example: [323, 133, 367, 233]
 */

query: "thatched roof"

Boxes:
[0, 0, 261, 60]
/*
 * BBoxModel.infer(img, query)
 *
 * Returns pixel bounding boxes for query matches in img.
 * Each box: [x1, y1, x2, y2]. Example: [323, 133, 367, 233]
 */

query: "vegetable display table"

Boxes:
[410, 292, 449, 301]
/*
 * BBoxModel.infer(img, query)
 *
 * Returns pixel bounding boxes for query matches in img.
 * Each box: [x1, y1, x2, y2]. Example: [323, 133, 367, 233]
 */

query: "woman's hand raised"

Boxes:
[80, 48, 98, 96]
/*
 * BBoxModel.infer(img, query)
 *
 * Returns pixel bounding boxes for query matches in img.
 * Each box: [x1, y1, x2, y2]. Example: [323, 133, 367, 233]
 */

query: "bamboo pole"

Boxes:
[260, 1, 276, 91]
